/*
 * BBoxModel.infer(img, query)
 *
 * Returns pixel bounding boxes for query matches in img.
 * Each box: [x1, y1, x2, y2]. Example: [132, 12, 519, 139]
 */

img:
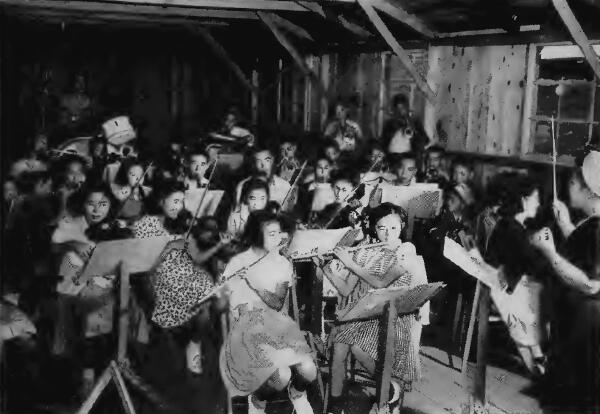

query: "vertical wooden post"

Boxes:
[474, 285, 491, 405]
[170, 55, 181, 136]
[520, 44, 538, 156]
[355, 54, 365, 127]
[377, 52, 389, 138]
[117, 262, 130, 363]
[304, 55, 314, 131]
[292, 72, 300, 125]
[276, 58, 283, 124]
[320, 54, 331, 131]
[251, 62, 259, 125]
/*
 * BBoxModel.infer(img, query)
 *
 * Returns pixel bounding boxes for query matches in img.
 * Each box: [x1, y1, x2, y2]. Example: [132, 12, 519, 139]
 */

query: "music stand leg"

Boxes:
[76, 366, 113, 414]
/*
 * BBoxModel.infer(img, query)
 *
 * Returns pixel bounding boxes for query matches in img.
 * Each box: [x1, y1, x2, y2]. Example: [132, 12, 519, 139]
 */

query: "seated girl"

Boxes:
[51, 183, 132, 395]
[320, 203, 427, 414]
[226, 179, 270, 238]
[133, 179, 190, 239]
[219, 211, 317, 414]
[111, 158, 152, 223]
[150, 218, 232, 374]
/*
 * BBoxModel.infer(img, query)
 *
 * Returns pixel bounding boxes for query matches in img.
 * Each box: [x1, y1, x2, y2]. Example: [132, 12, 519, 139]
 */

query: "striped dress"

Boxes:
[328, 238, 426, 387]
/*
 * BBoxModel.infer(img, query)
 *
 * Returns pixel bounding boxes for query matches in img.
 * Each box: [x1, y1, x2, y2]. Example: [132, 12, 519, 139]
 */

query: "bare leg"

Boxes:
[331, 342, 351, 397]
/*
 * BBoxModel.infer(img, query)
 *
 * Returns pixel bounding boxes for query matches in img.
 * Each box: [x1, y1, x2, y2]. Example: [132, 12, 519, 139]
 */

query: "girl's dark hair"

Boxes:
[67, 182, 118, 220]
[242, 210, 285, 248]
[571, 167, 594, 194]
[190, 216, 220, 249]
[147, 178, 186, 215]
[114, 158, 146, 187]
[452, 156, 473, 171]
[331, 170, 356, 187]
[426, 144, 446, 155]
[392, 93, 409, 108]
[147, 178, 190, 234]
[367, 202, 408, 240]
[389, 152, 417, 169]
[241, 178, 270, 204]
[185, 143, 210, 162]
[321, 139, 340, 153]
[495, 172, 539, 217]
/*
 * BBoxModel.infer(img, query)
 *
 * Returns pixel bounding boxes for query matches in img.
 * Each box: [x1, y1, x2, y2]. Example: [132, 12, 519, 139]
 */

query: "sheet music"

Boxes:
[286, 227, 354, 259]
[81, 236, 172, 279]
[184, 189, 224, 217]
[442, 237, 503, 290]
[381, 184, 442, 219]
[338, 282, 444, 322]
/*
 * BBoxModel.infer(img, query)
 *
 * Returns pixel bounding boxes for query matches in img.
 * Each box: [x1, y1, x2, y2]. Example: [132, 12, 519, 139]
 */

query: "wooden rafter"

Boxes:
[257, 11, 326, 94]
[551, 0, 600, 80]
[50, 0, 311, 12]
[0, 0, 259, 19]
[371, 0, 435, 38]
[9, 9, 230, 26]
[337, 15, 374, 38]
[194, 27, 258, 94]
[356, 0, 436, 102]
[265, 12, 314, 41]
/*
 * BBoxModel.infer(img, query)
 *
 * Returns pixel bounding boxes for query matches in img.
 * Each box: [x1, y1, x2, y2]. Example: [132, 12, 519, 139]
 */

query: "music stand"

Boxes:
[75, 237, 173, 414]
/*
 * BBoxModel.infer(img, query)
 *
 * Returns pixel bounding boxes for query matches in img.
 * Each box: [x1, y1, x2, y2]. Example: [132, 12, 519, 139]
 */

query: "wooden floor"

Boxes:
[406, 346, 541, 414]
[3, 335, 542, 414]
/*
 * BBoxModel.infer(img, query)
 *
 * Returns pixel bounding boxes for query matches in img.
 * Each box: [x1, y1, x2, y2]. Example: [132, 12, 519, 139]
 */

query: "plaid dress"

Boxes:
[329, 238, 425, 385]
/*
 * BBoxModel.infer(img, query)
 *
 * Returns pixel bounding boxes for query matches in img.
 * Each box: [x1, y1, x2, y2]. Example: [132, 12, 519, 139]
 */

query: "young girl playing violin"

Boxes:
[219, 211, 317, 414]
[111, 158, 152, 223]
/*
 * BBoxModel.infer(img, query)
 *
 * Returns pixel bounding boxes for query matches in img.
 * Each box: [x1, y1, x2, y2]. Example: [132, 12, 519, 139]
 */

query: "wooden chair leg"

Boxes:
[461, 282, 481, 374]
[376, 301, 397, 410]
[452, 293, 463, 345]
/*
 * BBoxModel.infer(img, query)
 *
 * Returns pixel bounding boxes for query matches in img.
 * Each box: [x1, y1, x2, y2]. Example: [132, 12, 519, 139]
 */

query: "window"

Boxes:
[530, 45, 600, 158]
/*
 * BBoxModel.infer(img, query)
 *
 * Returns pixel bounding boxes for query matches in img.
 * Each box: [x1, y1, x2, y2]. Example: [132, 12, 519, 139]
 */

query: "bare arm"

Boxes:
[332, 246, 398, 289]
[532, 228, 600, 295]
[321, 259, 360, 297]
[545, 250, 600, 295]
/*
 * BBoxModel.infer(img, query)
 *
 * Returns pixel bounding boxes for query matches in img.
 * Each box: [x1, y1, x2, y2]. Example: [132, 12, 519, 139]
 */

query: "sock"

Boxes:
[250, 394, 267, 409]
[186, 340, 202, 373]
[328, 395, 344, 414]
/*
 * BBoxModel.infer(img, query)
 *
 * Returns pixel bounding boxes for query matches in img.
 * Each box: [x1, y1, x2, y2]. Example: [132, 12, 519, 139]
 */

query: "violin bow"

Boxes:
[184, 159, 219, 241]
[281, 160, 308, 209]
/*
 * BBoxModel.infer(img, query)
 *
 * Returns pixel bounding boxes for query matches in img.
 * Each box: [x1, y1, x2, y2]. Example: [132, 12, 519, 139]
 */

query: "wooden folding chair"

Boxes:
[323, 301, 404, 414]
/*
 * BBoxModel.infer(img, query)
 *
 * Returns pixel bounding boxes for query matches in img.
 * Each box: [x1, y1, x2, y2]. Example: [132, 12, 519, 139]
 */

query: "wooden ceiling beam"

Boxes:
[552, 0, 600, 80]
[257, 11, 327, 94]
[193, 27, 258, 93]
[13, 13, 229, 28]
[7, 8, 230, 26]
[264, 12, 314, 41]
[50, 0, 311, 12]
[370, 0, 435, 38]
[0, 0, 259, 19]
[357, 0, 436, 102]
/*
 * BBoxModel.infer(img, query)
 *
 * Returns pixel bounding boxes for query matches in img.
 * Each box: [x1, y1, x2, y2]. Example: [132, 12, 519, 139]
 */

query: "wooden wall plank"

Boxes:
[425, 44, 528, 157]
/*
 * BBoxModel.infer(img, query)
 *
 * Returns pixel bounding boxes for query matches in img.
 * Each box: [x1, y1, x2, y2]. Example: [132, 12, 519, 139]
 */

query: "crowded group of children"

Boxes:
[2, 94, 600, 414]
